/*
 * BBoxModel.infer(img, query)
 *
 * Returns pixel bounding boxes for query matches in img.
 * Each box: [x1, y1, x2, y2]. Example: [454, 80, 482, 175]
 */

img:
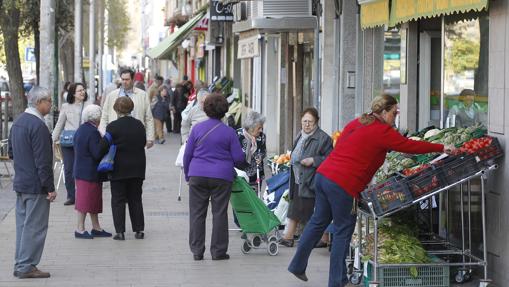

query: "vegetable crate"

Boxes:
[363, 261, 450, 287]
[435, 155, 480, 186]
[474, 137, 503, 165]
[405, 167, 446, 199]
[361, 178, 413, 216]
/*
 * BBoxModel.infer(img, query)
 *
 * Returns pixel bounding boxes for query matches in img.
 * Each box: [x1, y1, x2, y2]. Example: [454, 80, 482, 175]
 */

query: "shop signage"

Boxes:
[360, 0, 389, 29]
[194, 17, 209, 31]
[237, 35, 260, 59]
[210, 0, 234, 22]
[390, 0, 488, 26]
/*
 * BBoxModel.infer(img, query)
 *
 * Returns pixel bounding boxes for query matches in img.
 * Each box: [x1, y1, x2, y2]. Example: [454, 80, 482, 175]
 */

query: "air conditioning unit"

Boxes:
[247, 0, 311, 19]
[233, 2, 247, 22]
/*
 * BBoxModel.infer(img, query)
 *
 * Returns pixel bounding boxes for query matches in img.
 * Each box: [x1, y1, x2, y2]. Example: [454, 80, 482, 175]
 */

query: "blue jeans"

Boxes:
[288, 173, 357, 287]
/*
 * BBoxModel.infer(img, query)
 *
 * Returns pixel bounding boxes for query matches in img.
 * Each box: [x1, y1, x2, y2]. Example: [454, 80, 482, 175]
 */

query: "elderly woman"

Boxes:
[236, 110, 267, 187]
[181, 88, 210, 143]
[73, 105, 111, 239]
[183, 93, 245, 261]
[288, 95, 457, 287]
[101, 97, 147, 241]
[280, 108, 333, 247]
[52, 82, 89, 206]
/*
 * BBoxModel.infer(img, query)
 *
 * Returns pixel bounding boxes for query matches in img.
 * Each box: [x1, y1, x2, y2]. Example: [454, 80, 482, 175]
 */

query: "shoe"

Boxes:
[279, 238, 294, 247]
[211, 254, 230, 260]
[13, 270, 19, 277]
[134, 232, 144, 239]
[289, 270, 308, 282]
[74, 230, 93, 239]
[17, 267, 50, 279]
[91, 229, 112, 237]
[113, 233, 125, 240]
[159, 139, 166, 144]
[193, 254, 204, 261]
[314, 240, 328, 248]
[63, 199, 75, 206]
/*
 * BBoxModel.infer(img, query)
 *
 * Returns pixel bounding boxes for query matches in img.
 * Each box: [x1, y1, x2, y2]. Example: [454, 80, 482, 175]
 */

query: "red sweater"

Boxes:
[317, 118, 444, 198]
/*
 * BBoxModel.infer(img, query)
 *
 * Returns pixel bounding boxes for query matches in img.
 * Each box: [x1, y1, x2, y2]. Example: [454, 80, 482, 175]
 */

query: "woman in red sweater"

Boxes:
[288, 94, 456, 287]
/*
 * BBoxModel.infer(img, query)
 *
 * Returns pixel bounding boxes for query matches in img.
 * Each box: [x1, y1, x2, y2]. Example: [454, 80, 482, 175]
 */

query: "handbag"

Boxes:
[97, 132, 116, 172]
[59, 103, 84, 147]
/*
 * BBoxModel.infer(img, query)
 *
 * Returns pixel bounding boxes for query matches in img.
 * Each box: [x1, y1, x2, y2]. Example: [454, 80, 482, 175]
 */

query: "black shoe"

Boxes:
[13, 270, 19, 277]
[134, 232, 144, 239]
[64, 199, 75, 206]
[113, 233, 125, 240]
[91, 229, 112, 237]
[279, 238, 294, 247]
[193, 254, 204, 261]
[289, 270, 308, 282]
[314, 240, 328, 248]
[212, 254, 230, 260]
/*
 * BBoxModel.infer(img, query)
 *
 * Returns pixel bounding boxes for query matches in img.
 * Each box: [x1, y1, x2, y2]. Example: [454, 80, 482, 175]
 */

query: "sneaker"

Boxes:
[75, 230, 93, 239]
[17, 267, 50, 279]
[91, 229, 112, 237]
[159, 139, 166, 144]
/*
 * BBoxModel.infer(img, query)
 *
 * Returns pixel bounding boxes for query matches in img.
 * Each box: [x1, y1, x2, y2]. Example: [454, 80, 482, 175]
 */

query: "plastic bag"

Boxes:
[175, 144, 186, 167]
[273, 189, 289, 225]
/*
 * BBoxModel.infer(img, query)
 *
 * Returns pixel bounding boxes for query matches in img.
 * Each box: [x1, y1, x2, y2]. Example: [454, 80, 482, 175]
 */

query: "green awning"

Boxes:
[360, 0, 390, 29]
[390, 0, 488, 26]
[147, 11, 206, 59]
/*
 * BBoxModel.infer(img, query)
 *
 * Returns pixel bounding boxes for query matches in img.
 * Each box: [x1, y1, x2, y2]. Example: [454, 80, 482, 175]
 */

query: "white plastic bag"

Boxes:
[274, 189, 289, 225]
[175, 144, 186, 167]
[234, 168, 249, 182]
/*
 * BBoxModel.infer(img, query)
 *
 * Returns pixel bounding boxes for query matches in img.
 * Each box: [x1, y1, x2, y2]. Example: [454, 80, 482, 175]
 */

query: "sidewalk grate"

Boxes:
[145, 211, 189, 217]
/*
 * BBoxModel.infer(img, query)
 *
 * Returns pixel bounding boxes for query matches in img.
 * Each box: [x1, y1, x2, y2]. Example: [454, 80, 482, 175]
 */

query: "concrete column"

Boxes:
[75, 0, 83, 83]
[98, 0, 104, 99]
[398, 22, 418, 132]
[40, 0, 56, 129]
[263, 35, 281, 154]
[361, 26, 384, 112]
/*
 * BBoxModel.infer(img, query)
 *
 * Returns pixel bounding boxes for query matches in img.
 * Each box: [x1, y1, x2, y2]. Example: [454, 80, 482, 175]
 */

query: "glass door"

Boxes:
[419, 31, 442, 129]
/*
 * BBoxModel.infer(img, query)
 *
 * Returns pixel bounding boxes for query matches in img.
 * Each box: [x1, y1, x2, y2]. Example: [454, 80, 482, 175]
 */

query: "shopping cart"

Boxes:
[230, 176, 281, 256]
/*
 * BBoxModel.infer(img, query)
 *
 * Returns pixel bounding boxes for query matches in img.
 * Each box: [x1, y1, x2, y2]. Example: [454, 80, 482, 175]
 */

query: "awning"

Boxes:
[147, 11, 206, 59]
[390, 0, 488, 26]
[360, 0, 390, 29]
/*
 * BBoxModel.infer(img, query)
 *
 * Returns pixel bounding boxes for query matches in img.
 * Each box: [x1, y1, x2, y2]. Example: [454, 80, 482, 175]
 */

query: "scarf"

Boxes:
[243, 129, 258, 164]
[291, 127, 317, 184]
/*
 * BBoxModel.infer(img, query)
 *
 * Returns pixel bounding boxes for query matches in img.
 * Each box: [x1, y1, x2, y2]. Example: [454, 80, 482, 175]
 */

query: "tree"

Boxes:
[106, 0, 130, 50]
[0, 0, 26, 118]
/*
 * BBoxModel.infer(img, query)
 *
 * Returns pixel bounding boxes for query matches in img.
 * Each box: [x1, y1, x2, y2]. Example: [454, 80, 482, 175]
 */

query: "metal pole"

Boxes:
[89, 0, 96, 103]
[98, 0, 104, 101]
[314, 0, 321, 111]
[440, 16, 445, 128]
[460, 183, 466, 269]
[480, 175, 488, 280]
[75, 0, 83, 83]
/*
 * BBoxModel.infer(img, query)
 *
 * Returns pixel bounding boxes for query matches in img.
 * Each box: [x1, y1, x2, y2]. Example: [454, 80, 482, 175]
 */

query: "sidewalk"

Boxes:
[0, 134, 329, 287]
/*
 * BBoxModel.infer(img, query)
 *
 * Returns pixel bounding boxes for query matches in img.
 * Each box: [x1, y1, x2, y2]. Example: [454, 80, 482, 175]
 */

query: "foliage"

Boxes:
[447, 38, 480, 74]
[0, 34, 5, 69]
[106, 0, 130, 50]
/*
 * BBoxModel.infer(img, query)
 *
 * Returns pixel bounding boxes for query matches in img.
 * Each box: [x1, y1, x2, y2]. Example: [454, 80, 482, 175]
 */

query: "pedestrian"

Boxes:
[152, 85, 171, 144]
[235, 110, 267, 188]
[164, 79, 173, 133]
[279, 108, 333, 248]
[102, 96, 147, 241]
[181, 88, 210, 143]
[100, 68, 154, 149]
[52, 82, 89, 206]
[148, 75, 164, 107]
[9, 86, 56, 279]
[171, 83, 187, 134]
[183, 93, 245, 261]
[287, 94, 457, 287]
[73, 104, 112, 239]
[134, 71, 145, 91]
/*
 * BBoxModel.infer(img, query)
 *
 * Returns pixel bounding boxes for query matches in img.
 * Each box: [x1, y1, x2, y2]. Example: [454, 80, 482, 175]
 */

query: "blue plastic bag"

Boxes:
[97, 132, 115, 172]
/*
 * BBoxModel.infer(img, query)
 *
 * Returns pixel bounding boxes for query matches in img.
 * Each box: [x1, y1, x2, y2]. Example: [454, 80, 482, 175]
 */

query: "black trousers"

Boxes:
[173, 111, 182, 133]
[111, 178, 145, 233]
[165, 114, 172, 133]
[61, 146, 76, 200]
[188, 176, 232, 257]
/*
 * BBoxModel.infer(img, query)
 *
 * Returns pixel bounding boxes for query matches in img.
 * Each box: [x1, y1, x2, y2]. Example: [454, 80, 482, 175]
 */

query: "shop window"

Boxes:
[444, 14, 489, 128]
[383, 29, 401, 101]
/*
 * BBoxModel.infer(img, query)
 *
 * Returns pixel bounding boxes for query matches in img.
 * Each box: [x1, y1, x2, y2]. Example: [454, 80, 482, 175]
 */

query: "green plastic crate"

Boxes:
[363, 260, 450, 287]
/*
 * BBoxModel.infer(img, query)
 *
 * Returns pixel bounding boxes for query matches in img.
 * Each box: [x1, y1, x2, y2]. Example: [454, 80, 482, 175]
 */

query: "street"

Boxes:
[0, 133, 330, 287]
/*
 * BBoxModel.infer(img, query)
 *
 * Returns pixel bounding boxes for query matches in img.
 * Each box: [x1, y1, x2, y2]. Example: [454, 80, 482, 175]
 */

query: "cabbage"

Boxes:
[424, 129, 441, 139]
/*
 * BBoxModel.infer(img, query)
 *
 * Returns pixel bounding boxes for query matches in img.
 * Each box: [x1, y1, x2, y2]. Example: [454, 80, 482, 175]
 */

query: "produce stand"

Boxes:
[349, 136, 502, 287]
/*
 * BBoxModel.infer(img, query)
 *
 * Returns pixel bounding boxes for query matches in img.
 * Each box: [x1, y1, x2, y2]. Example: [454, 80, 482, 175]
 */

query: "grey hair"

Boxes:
[242, 110, 266, 131]
[196, 89, 209, 103]
[28, 86, 51, 107]
[82, 104, 102, 123]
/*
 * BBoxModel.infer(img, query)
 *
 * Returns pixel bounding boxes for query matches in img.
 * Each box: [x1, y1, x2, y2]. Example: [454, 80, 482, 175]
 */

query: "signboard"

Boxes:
[237, 35, 260, 59]
[25, 47, 36, 62]
[210, 0, 234, 22]
[194, 17, 209, 31]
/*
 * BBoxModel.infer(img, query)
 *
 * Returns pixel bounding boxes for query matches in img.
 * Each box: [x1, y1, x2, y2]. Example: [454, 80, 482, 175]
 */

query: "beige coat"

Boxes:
[99, 87, 155, 141]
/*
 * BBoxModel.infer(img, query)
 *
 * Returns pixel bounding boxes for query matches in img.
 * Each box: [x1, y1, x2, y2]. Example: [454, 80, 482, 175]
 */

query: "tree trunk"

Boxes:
[34, 20, 40, 85]
[0, 5, 26, 119]
[59, 35, 75, 84]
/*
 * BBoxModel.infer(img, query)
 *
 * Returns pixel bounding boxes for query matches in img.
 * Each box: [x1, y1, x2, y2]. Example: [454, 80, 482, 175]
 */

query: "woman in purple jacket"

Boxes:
[183, 93, 245, 261]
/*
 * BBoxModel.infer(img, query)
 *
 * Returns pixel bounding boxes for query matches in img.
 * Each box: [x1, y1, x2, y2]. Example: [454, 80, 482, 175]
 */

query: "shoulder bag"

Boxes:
[60, 104, 84, 147]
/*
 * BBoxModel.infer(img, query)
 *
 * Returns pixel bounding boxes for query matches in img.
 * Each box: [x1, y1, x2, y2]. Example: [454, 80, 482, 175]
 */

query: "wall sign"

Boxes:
[210, 0, 234, 22]
[237, 35, 260, 59]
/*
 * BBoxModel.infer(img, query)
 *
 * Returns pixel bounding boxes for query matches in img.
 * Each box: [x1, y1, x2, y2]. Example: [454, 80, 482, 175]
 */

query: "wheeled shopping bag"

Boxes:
[231, 177, 281, 256]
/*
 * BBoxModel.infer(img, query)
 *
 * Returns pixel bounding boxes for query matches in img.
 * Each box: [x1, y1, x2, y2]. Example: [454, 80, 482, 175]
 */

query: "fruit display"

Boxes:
[460, 137, 493, 154]
[331, 130, 342, 147]
[272, 152, 291, 165]
[268, 152, 291, 174]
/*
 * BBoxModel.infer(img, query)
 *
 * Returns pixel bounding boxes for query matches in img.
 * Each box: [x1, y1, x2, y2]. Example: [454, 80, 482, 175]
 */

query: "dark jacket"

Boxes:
[172, 88, 188, 112]
[290, 128, 333, 198]
[100, 116, 147, 181]
[9, 112, 54, 194]
[73, 122, 108, 182]
[152, 94, 170, 121]
[236, 129, 266, 183]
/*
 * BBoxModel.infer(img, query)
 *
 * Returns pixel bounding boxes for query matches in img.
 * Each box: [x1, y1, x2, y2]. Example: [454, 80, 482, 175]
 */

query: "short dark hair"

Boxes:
[155, 76, 164, 82]
[66, 83, 88, 104]
[113, 96, 134, 115]
[120, 68, 135, 80]
[203, 93, 228, 119]
[301, 107, 319, 122]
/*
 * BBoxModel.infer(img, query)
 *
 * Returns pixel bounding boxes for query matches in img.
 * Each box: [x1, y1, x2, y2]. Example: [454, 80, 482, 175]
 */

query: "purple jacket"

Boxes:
[183, 118, 245, 182]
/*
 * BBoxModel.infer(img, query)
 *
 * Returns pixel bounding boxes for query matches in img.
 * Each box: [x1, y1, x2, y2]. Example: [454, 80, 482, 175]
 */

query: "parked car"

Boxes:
[0, 80, 13, 120]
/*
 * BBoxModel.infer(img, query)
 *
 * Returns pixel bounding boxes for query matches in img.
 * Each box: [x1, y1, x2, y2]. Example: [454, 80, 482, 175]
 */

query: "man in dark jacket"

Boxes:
[9, 86, 56, 279]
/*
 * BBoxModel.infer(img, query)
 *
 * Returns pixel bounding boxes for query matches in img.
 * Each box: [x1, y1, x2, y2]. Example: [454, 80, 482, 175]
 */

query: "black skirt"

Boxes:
[287, 182, 315, 223]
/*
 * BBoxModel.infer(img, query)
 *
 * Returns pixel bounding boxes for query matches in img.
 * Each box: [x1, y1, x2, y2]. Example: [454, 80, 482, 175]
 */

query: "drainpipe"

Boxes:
[314, 0, 322, 111]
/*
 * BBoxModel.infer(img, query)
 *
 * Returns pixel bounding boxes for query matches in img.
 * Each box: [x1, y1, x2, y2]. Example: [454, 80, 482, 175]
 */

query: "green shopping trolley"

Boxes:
[231, 177, 281, 256]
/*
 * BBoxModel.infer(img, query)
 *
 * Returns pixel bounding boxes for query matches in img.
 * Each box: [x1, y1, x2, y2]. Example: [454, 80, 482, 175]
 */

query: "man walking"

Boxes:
[9, 86, 57, 279]
[100, 68, 155, 148]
